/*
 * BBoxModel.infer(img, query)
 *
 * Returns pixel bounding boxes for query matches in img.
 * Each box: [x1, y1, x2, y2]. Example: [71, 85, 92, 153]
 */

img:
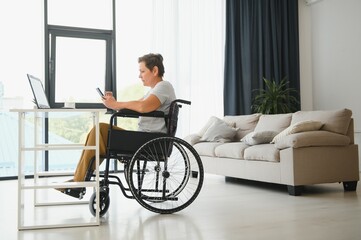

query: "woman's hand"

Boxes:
[102, 91, 119, 110]
[101, 92, 161, 113]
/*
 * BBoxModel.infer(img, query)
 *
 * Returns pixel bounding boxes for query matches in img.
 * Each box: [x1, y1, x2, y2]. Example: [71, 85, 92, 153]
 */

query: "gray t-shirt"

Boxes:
[138, 81, 176, 133]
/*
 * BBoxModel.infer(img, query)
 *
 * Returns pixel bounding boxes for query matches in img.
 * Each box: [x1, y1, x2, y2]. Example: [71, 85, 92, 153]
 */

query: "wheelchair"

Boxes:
[87, 99, 204, 216]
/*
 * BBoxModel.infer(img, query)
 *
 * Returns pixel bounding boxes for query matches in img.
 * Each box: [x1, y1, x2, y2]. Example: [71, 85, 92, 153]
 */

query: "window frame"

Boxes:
[44, 0, 117, 109]
[46, 25, 116, 108]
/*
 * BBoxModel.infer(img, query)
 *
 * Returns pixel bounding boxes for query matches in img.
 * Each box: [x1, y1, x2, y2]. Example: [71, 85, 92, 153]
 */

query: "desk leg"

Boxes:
[93, 112, 100, 223]
[17, 112, 25, 229]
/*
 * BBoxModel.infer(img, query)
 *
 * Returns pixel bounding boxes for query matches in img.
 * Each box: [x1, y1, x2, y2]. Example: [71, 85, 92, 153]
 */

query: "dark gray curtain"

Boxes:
[224, 0, 300, 115]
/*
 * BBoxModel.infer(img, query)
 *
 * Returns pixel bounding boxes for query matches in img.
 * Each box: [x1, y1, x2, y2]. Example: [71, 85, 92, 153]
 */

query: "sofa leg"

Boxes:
[287, 185, 303, 196]
[191, 171, 198, 178]
[225, 177, 232, 182]
[343, 181, 358, 191]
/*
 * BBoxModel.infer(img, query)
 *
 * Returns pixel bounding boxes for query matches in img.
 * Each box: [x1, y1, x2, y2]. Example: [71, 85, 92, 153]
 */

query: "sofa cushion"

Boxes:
[223, 114, 261, 141]
[197, 116, 235, 137]
[193, 142, 224, 157]
[243, 144, 280, 162]
[291, 108, 352, 135]
[274, 131, 351, 149]
[254, 113, 292, 133]
[214, 142, 249, 159]
[271, 120, 323, 143]
[200, 117, 238, 142]
[184, 134, 202, 145]
[241, 131, 278, 145]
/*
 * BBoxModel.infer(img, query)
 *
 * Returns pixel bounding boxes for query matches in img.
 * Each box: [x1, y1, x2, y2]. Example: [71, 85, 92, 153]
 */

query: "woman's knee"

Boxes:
[99, 123, 110, 130]
[99, 123, 110, 136]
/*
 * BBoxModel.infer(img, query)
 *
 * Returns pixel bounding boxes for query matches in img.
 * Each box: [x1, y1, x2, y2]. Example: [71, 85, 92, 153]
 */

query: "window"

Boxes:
[47, 26, 115, 108]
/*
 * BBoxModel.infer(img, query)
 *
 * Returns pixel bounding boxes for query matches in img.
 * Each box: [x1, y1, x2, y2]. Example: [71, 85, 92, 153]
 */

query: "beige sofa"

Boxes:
[185, 109, 359, 195]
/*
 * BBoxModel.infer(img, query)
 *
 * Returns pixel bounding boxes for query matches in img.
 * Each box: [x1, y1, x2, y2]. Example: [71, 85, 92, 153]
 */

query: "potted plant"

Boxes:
[251, 77, 299, 114]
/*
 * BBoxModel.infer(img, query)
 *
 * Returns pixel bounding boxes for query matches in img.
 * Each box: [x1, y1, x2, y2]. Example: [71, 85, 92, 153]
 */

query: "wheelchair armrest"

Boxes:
[113, 109, 165, 118]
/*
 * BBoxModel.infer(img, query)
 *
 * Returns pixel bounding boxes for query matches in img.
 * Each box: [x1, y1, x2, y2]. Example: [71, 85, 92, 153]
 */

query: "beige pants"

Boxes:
[73, 123, 123, 181]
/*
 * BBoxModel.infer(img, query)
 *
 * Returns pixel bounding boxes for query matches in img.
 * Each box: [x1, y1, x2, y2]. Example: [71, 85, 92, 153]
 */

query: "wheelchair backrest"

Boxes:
[166, 100, 180, 137]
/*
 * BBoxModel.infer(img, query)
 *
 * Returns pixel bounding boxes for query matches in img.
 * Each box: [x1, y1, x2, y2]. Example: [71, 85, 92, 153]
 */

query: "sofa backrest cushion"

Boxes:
[254, 113, 292, 133]
[274, 131, 351, 149]
[223, 114, 261, 140]
[291, 108, 352, 135]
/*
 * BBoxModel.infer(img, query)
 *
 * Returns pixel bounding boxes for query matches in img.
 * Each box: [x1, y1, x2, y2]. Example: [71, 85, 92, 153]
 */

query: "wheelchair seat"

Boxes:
[106, 99, 184, 160]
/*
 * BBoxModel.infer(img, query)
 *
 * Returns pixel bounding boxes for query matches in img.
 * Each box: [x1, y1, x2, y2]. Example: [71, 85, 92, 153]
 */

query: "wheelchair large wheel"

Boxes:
[127, 137, 204, 214]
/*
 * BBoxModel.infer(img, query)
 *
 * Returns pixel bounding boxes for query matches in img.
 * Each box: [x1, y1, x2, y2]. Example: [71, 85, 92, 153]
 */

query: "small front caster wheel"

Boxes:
[89, 191, 110, 217]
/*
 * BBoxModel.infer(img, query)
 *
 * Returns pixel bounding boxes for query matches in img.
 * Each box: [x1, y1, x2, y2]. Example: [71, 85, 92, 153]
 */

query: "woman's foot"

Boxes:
[55, 179, 86, 199]
[61, 187, 86, 199]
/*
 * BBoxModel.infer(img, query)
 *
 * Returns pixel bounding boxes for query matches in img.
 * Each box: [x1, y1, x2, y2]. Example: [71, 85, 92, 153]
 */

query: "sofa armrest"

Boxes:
[346, 118, 355, 144]
[184, 134, 202, 145]
[274, 131, 351, 150]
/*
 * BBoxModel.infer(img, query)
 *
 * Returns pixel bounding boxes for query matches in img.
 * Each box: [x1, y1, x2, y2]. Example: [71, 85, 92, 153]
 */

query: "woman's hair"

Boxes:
[138, 53, 165, 77]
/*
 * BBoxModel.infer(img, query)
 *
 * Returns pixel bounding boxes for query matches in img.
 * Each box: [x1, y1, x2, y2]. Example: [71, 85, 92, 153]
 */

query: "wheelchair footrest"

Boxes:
[62, 187, 86, 200]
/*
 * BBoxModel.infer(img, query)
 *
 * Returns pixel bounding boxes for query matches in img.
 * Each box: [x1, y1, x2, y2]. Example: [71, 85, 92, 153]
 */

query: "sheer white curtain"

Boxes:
[150, 0, 225, 136]
[116, 0, 225, 137]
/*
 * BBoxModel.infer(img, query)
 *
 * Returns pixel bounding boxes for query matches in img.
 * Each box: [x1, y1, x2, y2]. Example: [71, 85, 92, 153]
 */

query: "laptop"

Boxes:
[27, 74, 51, 109]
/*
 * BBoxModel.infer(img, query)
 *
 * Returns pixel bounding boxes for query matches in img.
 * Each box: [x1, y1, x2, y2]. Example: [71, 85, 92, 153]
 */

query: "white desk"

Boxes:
[11, 108, 105, 230]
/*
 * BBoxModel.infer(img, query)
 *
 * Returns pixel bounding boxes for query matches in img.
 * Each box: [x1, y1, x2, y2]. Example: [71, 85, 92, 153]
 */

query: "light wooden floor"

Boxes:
[1, 174, 360, 240]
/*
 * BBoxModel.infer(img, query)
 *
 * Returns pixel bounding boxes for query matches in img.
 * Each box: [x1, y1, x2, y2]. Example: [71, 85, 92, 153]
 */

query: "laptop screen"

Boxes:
[27, 74, 50, 109]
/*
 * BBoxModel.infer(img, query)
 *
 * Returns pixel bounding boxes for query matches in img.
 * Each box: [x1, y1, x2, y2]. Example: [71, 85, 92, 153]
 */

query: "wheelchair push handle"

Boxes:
[174, 99, 191, 106]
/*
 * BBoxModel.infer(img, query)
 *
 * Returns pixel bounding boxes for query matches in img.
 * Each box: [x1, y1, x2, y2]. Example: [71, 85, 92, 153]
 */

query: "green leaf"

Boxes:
[251, 76, 299, 114]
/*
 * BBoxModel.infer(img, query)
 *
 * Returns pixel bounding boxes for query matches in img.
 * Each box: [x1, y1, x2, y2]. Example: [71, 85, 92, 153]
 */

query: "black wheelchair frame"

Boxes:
[88, 99, 204, 216]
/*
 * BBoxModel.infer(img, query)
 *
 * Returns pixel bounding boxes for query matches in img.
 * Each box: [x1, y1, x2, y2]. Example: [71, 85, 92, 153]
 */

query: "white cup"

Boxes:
[64, 102, 76, 108]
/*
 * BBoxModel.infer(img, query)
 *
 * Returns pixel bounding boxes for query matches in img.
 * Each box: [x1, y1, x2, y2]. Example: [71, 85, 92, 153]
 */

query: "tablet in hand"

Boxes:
[96, 88, 104, 97]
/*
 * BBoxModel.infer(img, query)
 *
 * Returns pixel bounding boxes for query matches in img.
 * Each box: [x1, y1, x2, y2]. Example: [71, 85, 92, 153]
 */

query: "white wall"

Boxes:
[298, 0, 314, 111]
[299, 0, 361, 169]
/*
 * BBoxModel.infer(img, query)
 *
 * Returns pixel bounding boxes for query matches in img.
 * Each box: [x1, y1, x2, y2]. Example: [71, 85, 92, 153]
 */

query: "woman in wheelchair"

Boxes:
[57, 53, 176, 198]
[57, 53, 203, 215]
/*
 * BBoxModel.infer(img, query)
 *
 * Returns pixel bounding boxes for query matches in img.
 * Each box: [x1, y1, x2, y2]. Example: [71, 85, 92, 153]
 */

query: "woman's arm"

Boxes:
[102, 93, 161, 113]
